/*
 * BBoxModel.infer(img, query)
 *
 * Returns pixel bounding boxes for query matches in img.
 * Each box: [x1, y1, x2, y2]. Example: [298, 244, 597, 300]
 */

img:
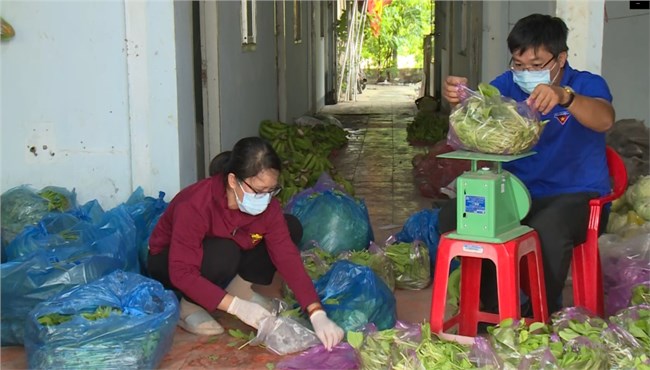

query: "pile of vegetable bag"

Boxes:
[1, 250, 123, 346]
[313, 260, 396, 332]
[24, 270, 179, 369]
[474, 306, 650, 369]
[1, 203, 136, 345]
[448, 83, 547, 155]
[600, 232, 650, 316]
[1, 186, 167, 346]
[286, 188, 373, 255]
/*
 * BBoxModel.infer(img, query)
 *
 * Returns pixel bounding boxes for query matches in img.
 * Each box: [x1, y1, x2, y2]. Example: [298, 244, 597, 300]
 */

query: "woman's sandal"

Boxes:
[177, 309, 224, 336]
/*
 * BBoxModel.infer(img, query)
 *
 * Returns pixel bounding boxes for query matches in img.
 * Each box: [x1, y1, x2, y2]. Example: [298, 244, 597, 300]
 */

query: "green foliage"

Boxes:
[362, 0, 432, 75]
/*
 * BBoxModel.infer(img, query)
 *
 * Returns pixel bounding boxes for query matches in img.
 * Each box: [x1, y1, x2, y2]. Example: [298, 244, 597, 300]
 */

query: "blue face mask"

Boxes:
[236, 182, 271, 215]
[512, 62, 558, 94]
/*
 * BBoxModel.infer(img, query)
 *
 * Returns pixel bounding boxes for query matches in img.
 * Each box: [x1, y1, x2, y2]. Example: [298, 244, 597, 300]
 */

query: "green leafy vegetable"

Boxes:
[449, 82, 547, 154]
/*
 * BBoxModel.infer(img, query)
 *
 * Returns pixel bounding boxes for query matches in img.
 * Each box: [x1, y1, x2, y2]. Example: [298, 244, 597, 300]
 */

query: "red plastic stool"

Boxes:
[430, 230, 549, 341]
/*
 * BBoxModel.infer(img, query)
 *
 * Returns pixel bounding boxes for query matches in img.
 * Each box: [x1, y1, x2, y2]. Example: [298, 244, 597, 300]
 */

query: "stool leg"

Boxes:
[458, 256, 482, 336]
[430, 239, 453, 334]
[496, 255, 520, 322]
[526, 251, 548, 323]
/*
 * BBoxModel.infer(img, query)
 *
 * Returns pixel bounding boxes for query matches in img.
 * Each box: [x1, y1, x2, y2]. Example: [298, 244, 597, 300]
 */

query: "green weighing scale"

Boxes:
[437, 150, 535, 243]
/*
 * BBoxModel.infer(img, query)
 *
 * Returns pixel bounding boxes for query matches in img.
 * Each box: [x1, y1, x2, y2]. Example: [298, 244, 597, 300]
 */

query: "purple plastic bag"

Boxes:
[599, 233, 650, 315]
[276, 343, 361, 370]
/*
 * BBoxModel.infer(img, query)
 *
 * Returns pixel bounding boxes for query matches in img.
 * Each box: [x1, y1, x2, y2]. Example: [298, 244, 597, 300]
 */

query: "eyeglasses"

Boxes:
[239, 179, 282, 198]
[509, 57, 555, 72]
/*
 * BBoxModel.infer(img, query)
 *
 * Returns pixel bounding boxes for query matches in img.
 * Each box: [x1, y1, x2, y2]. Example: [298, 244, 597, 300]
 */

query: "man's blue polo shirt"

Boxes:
[490, 62, 613, 199]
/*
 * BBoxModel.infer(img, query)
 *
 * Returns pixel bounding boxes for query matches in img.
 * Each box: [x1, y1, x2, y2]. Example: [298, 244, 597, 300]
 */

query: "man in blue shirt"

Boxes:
[439, 14, 615, 316]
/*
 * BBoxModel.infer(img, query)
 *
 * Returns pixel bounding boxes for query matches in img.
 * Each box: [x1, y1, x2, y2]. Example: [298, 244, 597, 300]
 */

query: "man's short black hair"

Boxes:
[507, 14, 569, 57]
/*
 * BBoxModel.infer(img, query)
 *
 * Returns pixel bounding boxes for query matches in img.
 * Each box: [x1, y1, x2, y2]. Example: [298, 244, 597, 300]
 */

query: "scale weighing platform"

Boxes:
[437, 150, 535, 243]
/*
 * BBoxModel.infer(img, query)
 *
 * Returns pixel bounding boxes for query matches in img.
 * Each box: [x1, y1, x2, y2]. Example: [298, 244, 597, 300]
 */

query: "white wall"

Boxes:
[481, 1, 556, 82]
[1, 0, 188, 208]
[602, 1, 650, 126]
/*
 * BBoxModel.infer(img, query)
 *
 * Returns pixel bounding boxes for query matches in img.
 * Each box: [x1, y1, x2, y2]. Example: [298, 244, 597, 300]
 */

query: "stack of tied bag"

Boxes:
[1, 185, 177, 369]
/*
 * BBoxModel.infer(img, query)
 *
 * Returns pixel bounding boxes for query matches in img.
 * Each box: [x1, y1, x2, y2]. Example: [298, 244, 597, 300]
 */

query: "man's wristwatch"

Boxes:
[559, 86, 575, 108]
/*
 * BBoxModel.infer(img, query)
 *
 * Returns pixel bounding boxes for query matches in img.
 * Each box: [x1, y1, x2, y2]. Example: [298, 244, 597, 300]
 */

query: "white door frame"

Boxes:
[199, 0, 221, 175]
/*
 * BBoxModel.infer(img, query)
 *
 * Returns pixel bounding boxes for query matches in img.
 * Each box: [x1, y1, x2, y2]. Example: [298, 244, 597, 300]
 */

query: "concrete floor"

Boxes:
[0, 84, 440, 369]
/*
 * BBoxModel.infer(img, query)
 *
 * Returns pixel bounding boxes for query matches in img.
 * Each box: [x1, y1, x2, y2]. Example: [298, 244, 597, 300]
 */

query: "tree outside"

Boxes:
[361, 0, 433, 82]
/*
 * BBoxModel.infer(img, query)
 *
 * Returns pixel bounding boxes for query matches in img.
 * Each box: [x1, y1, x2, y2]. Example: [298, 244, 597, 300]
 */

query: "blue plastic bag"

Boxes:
[314, 260, 396, 331]
[394, 208, 459, 273]
[1, 185, 76, 249]
[24, 270, 179, 369]
[287, 190, 374, 255]
[5, 204, 137, 272]
[123, 187, 167, 273]
[1, 251, 122, 345]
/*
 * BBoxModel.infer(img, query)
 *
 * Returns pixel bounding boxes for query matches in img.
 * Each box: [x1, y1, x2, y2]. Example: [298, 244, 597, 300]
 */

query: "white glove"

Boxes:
[310, 310, 344, 351]
[226, 296, 271, 329]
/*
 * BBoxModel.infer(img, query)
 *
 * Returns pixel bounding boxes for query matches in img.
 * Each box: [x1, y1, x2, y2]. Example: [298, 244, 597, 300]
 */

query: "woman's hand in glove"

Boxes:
[226, 296, 271, 329]
[310, 310, 344, 351]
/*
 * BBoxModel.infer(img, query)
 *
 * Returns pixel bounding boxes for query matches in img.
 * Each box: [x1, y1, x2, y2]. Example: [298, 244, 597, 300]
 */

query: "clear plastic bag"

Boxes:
[383, 241, 431, 290]
[447, 83, 547, 155]
[251, 315, 320, 355]
[599, 232, 650, 315]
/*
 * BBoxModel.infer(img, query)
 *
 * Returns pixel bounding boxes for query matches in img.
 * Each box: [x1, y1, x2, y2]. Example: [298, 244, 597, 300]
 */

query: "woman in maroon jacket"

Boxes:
[148, 137, 343, 350]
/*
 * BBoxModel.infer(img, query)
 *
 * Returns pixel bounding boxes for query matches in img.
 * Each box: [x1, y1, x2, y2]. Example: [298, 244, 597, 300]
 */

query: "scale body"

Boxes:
[437, 151, 535, 243]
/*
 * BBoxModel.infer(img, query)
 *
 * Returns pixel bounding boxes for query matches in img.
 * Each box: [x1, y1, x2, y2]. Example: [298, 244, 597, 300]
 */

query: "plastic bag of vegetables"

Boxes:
[24, 270, 179, 369]
[447, 83, 547, 155]
[276, 342, 361, 370]
[287, 189, 374, 255]
[314, 260, 396, 332]
[1, 185, 77, 249]
[626, 175, 650, 221]
[1, 250, 122, 346]
[384, 241, 431, 290]
[338, 246, 396, 292]
[599, 232, 650, 315]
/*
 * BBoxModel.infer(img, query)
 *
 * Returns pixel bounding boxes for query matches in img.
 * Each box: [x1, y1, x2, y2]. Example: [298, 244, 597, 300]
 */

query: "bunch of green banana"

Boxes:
[258, 119, 352, 206]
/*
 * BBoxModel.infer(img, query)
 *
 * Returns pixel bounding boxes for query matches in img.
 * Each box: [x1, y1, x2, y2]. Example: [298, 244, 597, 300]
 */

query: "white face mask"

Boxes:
[235, 182, 271, 215]
[512, 62, 559, 94]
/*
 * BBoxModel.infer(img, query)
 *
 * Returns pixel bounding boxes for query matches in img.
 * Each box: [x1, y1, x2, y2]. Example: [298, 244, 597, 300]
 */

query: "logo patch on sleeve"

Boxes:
[554, 111, 571, 125]
[250, 233, 263, 245]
